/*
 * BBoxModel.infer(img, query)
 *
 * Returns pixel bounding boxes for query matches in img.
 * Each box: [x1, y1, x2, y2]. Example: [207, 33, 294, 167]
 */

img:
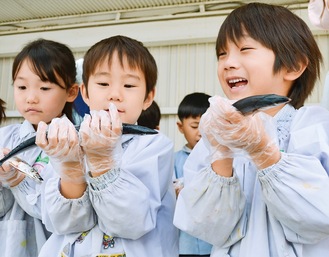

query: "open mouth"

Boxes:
[227, 78, 248, 89]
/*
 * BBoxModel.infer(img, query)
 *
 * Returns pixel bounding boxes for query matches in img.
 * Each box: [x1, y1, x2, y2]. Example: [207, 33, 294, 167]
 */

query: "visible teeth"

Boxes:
[229, 78, 245, 83]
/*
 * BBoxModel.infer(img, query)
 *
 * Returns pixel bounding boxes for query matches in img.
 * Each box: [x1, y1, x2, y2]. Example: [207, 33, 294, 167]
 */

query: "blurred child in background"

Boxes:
[174, 92, 212, 257]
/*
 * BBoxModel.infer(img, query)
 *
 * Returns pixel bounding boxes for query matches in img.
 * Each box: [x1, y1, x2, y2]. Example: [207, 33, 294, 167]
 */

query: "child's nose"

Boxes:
[223, 53, 240, 70]
[26, 92, 38, 103]
[107, 87, 123, 102]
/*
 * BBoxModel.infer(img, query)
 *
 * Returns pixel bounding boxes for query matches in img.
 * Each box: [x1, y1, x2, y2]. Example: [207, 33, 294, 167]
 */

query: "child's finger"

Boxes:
[108, 103, 122, 137]
[35, 121, 49, 147]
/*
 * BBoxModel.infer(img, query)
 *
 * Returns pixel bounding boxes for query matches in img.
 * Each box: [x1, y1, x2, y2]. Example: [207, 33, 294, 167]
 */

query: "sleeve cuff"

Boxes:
[88, 168, 121, 191]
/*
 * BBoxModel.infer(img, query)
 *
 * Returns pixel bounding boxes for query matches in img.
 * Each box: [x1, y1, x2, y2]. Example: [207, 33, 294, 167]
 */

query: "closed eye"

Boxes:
[124, 84, 135, 88]
[98, 83, 109, 87]
[241, 47, 254, 51]
[40, 87, 51, 91]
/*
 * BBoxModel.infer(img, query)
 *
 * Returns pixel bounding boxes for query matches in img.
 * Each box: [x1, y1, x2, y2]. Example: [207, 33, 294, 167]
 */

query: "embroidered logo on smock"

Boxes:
[32, 152, 49, 174]
[103, 234, 115, 249]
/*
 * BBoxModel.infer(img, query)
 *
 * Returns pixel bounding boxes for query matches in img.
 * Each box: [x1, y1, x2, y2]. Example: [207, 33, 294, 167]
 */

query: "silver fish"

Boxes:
[232, 94, 291, 115]
[8, 157, 43, 183]
[0, 123, 157, 166]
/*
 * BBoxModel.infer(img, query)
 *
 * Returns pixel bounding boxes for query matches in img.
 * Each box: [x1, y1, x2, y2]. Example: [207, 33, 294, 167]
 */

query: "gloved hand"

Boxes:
[0, 148, 24, 187]
[199, 106, 234, 163]
[36, 117, 86, 184]
[79, 103, 122, 177]
[202, 95, 280, 169]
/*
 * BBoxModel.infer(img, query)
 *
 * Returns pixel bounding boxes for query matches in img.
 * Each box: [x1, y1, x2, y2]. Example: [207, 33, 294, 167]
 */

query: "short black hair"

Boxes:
[178, 92, 211, 121]
[138, 101, 161, 129]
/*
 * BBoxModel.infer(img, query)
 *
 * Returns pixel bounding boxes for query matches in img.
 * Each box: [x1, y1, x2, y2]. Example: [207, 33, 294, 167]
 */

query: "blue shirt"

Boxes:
[174, 145, 213, 255]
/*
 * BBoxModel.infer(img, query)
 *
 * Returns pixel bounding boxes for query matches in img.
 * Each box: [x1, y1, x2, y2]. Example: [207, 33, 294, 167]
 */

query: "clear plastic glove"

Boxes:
[199, 108, 234, 163]
[203, 95, 280, 169]
[79, 103, 122, 176]
[36, 117, 86, 184]
[0, 148, 24, 187]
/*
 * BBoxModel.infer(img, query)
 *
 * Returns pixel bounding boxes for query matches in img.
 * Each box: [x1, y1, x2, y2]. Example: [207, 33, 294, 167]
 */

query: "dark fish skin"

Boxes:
[232, 94, 291, 115]
[0, 123, 157, 166]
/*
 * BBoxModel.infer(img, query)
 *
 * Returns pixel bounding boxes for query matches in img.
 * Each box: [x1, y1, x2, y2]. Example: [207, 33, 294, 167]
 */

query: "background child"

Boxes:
[0, 38, 78, 257]
[137, 100, 161, 130]
[174, 3, 329, 257]
[173, 92, 210, 194]
[73, 58, 90, 125]
[173, 92, 212, 257]
[36, 35, 178, 257]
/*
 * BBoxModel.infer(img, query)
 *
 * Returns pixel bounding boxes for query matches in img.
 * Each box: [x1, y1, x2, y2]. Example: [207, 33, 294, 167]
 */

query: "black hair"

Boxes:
[137, 101, 161, 129]
[178, 92, 211, 121]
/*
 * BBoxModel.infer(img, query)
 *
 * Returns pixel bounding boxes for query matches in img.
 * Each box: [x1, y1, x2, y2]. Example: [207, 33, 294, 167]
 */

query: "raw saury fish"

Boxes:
[0, 123, 157, 166]
[233, 94, 290, 115]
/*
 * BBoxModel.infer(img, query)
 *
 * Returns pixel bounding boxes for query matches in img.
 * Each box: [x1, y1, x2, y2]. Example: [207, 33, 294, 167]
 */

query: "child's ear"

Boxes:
[177, 121, 184, 134]
[142, 90, 155, 110]
[67, 83, 79, 102]
[80, 83, 90, 107]
[284, 62, 307, 81]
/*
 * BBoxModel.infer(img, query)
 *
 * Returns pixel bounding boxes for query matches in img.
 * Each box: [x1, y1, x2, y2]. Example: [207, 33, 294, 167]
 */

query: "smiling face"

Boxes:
[13, 59, 77, 129]
[217, 35, 292, 103]
[81, 52, 154, 124]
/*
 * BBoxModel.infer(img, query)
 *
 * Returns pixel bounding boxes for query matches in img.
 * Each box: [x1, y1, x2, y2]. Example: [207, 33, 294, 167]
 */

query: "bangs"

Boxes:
[216, 21, 246, 57]
[216, 4, 275, 58]
[29, 57, 64, 89]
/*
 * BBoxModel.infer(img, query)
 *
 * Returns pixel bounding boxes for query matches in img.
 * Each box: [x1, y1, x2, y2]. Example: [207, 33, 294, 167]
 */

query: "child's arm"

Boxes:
[89, 134, 174, 240]
[174, 139, 247, 247]
[0, 184, 15, 218]
[257, 107, 329, 243]
[258, 152, 329, 243]
[35, 117, 96, 234]
[41, 177, 96, 235]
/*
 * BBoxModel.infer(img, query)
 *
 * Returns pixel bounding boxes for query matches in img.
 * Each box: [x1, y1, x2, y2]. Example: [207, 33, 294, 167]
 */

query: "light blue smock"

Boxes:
[0, 120, 52, 257]
[174, 104, 329, 257]
[175, 146, 213, 255]
[38, 132, 179, 257]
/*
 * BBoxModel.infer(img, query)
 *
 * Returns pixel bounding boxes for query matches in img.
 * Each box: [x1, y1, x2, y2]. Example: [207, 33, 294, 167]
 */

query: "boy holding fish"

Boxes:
[36, 35, 178, 257]
[174, 3, 329, 257]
